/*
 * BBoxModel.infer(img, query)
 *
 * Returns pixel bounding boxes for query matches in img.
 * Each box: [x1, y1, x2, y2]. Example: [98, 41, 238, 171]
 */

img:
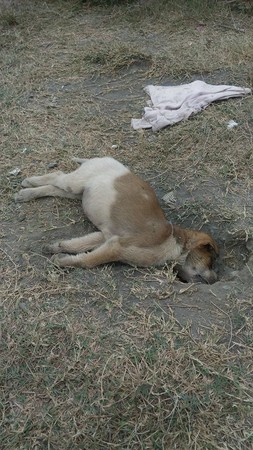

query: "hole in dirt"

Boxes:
[174, 236, 252, 285]
[223, 240, 250, 270]
[214, 234, 252, 280]
[175, 272, 215, 285]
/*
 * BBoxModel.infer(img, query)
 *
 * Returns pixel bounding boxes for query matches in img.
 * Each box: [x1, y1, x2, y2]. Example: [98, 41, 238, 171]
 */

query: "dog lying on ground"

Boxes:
[15, 157, 219, 283]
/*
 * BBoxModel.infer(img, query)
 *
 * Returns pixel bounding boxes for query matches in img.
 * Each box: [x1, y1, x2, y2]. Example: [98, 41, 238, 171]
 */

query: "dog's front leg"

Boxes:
[44, 232, 105, 254]
[51, 237, 121, 268]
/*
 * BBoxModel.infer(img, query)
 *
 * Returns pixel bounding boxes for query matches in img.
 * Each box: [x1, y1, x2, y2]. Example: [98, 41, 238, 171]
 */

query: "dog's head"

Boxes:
[176, 231, 219, 284]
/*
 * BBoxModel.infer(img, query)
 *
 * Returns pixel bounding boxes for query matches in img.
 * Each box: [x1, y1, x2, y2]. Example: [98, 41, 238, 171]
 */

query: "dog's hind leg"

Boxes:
[44, 232, 105, 254]
[21, 171, 65, 188]
[22, 167, 87, 196]
[14, 185, 82, 202]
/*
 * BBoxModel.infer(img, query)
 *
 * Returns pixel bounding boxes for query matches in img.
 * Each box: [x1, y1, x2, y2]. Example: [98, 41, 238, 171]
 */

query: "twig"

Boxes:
[217, 23, 245, 33]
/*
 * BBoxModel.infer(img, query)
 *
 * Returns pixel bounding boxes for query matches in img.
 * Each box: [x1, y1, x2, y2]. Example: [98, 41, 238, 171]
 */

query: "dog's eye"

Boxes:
[204, 242, 219, 256]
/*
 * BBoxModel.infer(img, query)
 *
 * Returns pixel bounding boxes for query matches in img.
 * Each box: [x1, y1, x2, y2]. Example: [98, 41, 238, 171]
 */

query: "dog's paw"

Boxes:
[51, 253, 68, 267]
[43, 242, 62, 254]
[21, 178, 33, 188]
[14, 189, 32, 202]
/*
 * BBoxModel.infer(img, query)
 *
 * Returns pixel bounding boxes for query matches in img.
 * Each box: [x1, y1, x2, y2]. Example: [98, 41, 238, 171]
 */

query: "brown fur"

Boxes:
[14, 156, 219, 284]
[111, 174, 171, 246]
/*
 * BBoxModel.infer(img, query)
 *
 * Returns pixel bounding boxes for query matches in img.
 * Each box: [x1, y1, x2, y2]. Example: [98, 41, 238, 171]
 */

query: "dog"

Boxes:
[14, 157, 219, 283]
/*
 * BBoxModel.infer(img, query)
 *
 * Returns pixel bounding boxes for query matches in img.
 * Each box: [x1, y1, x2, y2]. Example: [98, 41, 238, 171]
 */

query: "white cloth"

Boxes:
[131, 80, 251, 132]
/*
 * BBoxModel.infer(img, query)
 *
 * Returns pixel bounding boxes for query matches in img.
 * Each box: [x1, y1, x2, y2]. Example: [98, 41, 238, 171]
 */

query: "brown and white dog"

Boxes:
[15, 157, 219, 283]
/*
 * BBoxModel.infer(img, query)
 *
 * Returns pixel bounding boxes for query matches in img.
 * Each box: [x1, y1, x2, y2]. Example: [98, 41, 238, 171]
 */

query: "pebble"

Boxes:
[9, 168, 21, 176]
[48, 162, 58, 169]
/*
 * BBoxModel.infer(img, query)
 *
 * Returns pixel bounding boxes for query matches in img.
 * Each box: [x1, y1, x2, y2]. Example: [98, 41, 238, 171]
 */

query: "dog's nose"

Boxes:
[197, 270, 217, 284]
[207, 270, 218, 284]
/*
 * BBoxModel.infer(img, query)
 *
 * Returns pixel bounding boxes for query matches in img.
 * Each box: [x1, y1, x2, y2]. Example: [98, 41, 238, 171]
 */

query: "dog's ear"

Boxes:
[187, 232, 219, 256]
[201, 237, 220, 256]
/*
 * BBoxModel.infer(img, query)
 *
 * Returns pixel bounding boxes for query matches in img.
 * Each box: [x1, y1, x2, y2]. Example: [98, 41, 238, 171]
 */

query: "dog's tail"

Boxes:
[72, 157, 88, 165]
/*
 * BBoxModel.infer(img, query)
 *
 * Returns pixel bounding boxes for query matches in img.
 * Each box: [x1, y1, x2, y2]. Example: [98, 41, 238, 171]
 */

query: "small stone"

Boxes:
[9, 168, 21, 176]
[48, 162, 58, 169]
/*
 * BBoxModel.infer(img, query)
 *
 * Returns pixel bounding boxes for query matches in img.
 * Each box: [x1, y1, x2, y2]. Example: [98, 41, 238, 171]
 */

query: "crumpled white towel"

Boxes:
[131, 80, 251, 132]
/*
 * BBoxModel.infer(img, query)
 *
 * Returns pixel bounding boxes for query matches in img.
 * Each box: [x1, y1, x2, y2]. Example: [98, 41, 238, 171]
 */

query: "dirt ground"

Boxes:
[1, 1, 253, 449]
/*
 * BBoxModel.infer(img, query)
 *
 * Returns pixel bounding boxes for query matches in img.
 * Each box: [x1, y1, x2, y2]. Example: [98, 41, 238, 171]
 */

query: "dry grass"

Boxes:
[1, 0, 253, 448]
[1, 260, 253, 449]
